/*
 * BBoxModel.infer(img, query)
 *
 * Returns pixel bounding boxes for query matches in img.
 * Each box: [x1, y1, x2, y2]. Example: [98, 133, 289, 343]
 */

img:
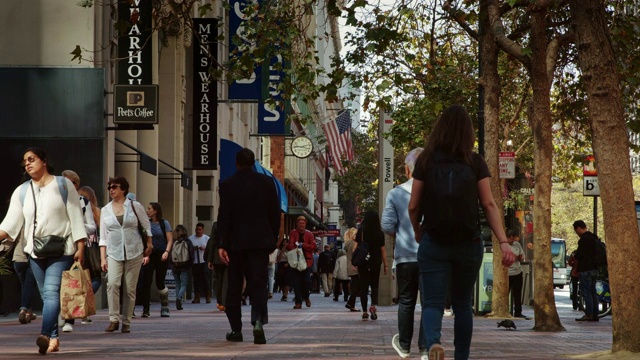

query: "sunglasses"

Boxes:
[107, 185, 121, 190]
[21, 156, 39, 167]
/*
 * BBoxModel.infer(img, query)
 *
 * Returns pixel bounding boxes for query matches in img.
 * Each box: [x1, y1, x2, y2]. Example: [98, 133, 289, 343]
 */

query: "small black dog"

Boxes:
[497, 320, 517, 330]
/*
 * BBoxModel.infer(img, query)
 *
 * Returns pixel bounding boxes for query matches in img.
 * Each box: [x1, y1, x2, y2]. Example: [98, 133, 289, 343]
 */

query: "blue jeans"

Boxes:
[174, 270, 189, 301]
[580, 269, 599, 318]
[30, 255, 74, 339]
[396, 262, 425, 352]
[418, 234, 483, 360]
[14, 261, 39, 312]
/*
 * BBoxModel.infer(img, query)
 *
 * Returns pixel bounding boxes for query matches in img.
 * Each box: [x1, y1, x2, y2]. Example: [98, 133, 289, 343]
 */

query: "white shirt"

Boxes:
[0, 177, 87, 258]
[508, 241, 525, 276]
[99, 199, 151, 261]
[189, 234, 210, 264]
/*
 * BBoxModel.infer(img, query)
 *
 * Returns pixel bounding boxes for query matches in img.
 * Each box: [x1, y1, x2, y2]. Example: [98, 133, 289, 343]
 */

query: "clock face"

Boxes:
[291, 136, 313, 158]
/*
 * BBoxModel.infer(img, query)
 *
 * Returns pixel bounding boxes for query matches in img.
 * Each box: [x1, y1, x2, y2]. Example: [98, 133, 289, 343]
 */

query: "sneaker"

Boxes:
[81, 317, 93, 324]
[391, 334, 410, 359]
[443, 309, 453, 317]
[369, 305, 378, 320]
[58, 314, 65, 327]
[575, 315, 592, 322]
[428, 343, 445, 360]
[362, 313, 369, 320]
[141, 311, 150, 318]
[62, 323, 73, 332]
[419, 348, 428, 360]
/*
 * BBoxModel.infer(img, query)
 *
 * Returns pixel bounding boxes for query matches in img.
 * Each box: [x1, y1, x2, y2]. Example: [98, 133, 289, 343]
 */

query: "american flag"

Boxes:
[322, 110, 354, 175]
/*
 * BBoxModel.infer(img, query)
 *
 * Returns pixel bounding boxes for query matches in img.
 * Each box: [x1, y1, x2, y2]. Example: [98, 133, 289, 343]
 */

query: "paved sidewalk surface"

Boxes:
[0, 289, 613, 359]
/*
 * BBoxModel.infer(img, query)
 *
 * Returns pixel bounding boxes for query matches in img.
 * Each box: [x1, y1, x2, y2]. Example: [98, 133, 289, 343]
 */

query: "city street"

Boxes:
[0, 288, 619, 359]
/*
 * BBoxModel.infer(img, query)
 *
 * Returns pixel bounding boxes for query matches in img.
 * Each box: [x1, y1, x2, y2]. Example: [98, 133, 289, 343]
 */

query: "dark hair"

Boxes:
[506, 229, 519, 238]
[236, 148, 255, 168]
[573, 220, 587, 230]
[415, 104, 475, 173]
[23, 147, 54, 174]
[149, 202, 164, 221]
[108, 176, 130, 195]
[358, 209, 383, 244]
[196, 222, 205, 229]
[173, 224, 189, 240]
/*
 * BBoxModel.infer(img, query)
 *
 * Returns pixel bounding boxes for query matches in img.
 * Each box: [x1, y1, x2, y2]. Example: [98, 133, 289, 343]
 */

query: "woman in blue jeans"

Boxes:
[408, 105, 515, 360]
[0, 147, 87, 354]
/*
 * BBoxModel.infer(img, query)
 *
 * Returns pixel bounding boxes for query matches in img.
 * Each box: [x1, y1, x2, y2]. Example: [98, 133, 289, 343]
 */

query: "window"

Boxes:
[196, 176, 213, 191]
[196, 206, 213, 221]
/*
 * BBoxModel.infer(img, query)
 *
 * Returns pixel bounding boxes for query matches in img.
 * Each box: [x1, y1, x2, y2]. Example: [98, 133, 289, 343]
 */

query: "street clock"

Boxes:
[291, 136, 313, 158]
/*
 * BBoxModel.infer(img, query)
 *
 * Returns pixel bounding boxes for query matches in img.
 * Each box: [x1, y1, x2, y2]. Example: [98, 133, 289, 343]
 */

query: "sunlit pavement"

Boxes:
[0, 288, 612, 359]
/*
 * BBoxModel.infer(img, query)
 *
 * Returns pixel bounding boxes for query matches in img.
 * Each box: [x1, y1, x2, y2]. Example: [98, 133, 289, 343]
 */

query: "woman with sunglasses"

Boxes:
[0, 147, 87, 354]
[99, 176, 152, 334]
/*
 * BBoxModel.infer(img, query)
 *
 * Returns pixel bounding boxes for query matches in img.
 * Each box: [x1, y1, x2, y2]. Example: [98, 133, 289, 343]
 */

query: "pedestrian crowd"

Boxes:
[0, 105, 605, 360]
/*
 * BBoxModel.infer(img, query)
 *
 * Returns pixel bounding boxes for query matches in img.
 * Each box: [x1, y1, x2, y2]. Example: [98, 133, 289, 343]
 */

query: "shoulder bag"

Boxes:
[31, 182, 66, 258]
[130, 200, 148, 250]
[351, 227, 370, 267]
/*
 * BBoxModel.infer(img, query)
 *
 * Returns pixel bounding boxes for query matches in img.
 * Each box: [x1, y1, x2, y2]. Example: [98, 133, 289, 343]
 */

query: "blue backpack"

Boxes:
[19, 176, 69, 207]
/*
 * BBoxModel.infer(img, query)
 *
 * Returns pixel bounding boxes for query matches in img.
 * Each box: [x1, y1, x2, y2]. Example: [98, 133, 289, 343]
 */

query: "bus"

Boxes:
[551, 238, 569, 289]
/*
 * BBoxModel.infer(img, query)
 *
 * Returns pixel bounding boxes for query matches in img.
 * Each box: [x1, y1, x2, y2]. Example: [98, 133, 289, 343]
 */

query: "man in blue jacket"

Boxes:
[381, 148, 425, 359]
[217, 148, 281, 344]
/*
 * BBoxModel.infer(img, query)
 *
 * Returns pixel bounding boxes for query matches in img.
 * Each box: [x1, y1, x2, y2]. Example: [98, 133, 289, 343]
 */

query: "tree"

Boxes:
[569, 0, 640, 352]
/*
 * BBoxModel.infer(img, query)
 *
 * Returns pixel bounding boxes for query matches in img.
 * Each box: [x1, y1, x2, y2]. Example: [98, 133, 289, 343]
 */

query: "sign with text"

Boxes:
[117, 0, 153, 85]
[113, 85, 158, 124]
[311, 229, 341, 237]
[228, 0, 262, 100]
[583, 155, 597, 176]
[499, 151, 516, 179]
[583, 176, 600, 196]
[192, 18, 218, 170]
[257, 54, 289, 134]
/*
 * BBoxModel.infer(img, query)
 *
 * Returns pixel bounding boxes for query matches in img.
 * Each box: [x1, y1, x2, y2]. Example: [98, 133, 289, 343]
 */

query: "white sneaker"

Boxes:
[58, 314, 65, 327]
[81, 317, 93, 324]
[391, 334, 410, 358]
[62, 323, 73, 332]
[443, 309, 453, 317]
[420, 348, 428, 360]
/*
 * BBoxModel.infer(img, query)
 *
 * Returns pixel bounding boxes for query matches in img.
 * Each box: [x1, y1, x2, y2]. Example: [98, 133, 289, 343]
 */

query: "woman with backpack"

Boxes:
[140, 202, 173, 318]
[408, 105, 515, 360]
[171, 224, 194, 310]
[354, 210, 388, 321]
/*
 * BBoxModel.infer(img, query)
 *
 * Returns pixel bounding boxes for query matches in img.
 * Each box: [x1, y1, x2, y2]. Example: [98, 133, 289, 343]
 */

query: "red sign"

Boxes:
[311, 229, 341, 237]
[583, 155, 597, 176]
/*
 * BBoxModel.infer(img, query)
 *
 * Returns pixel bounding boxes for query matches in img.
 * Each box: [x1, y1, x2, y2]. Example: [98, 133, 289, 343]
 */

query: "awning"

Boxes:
[219, 139, 288, 213]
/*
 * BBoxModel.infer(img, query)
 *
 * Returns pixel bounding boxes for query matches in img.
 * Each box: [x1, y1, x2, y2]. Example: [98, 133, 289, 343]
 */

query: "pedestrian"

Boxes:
[100, 176, 152, 334]
[189, 222, 211, 304]
[311, 248, 320, 293]
[318, 244, 336, 297]
[408, 104, 515, 360]
[60, 170, 98, 332]
[506, 229, 527, 318]
[343, 228, 360, 312]
[268, 246, 278, 299]
[172, 224, 194, 310]
[355, 210, 388, 321]
[12, 232, 40, 325]
[572, 220, 600, 322]
[140, 202, 173, 318]
[78, 185, 103, 297]
[206, 222, 228, 312]
[286, 216, 317, 309]
[275, 238, 291, 301]
[332, 249, 350, 301]
[568, 250, 582, 311]
[0, 147, 88, 354]
[216, 148, 281, 344]
[381, 147, 426, 358]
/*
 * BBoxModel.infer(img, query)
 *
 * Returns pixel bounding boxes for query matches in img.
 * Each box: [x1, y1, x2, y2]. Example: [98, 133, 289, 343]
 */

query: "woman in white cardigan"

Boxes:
[0, 147, 87, 355]
[99, 176, 152, 334]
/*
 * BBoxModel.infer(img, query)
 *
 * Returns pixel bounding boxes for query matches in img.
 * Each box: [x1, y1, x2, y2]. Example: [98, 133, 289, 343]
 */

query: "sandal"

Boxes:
[47, 338, 59, 353]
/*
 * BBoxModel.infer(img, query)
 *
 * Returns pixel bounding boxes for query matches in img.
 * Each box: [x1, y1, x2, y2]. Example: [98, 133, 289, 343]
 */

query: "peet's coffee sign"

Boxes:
[192, 18, 218, 170]
[117, 0, 152, 85]
[113, 85, 158, 124]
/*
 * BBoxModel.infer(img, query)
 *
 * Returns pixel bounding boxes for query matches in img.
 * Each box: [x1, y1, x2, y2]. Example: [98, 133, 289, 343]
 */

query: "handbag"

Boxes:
[130, 200, 147, 250]
[351, 228, 370, 267]
[30, 182, 66, 258]
[84, 239, 102, 278]
[60, 261, 96, 320]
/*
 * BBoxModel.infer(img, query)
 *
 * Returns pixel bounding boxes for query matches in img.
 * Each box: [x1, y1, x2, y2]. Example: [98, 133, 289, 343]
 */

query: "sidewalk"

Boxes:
[0, 288, 613, 359]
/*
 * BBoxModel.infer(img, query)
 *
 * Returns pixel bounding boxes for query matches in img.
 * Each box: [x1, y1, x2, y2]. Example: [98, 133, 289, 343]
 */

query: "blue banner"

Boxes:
[228, 0, 261, 100]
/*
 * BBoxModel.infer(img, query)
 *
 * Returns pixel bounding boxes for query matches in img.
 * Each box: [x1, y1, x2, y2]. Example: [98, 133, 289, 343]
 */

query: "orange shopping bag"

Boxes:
[60, 261, 96, 319]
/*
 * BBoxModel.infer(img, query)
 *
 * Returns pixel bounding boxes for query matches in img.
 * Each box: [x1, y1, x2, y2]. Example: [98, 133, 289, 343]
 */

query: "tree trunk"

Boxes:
[480, 0, 510, 318]
[529, 3, 564, 332]
[569, 0, 640, 352]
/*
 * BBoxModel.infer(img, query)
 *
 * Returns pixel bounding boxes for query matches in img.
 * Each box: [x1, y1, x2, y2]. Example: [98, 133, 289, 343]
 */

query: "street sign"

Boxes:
[311, 229, 341, 237]
[499, 151, 516, 179]
[114, 84, 159, 124]
[583, 175, 600, 196]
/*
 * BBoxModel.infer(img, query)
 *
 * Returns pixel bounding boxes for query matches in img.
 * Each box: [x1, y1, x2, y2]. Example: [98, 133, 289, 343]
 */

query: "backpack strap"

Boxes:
[19, 176, 68, 206]
[159, 218, 168, 242]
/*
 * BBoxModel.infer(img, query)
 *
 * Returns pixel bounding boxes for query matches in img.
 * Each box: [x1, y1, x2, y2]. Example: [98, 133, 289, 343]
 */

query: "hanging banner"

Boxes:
[228, 0, 262, 100]
[117, 0, 153, 85]
[257, 54, 289, 134]
[192, 18, 218, 170]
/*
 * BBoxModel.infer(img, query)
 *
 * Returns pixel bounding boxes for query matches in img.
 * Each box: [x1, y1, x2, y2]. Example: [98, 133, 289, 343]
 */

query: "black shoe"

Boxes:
[575, 315, 592, 322]
[587, 316, 600, 322]
[324, 293, 331, 297]
[253, 321, 266, 344]
[226, 331, 243, 342]
[333, 298, 339, 301]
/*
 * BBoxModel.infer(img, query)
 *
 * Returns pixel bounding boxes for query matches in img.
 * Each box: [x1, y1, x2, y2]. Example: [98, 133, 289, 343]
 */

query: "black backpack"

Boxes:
[595, 238, 607, 267]
[422, 152, 479, 243]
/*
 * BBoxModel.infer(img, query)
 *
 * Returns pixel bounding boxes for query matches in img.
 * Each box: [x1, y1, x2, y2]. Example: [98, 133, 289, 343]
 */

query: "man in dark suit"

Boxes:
[217, 148, 281, 344]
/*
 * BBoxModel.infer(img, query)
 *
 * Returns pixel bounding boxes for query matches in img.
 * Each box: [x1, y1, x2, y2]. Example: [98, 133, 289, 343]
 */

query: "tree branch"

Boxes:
[488, 0, 531, 68]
